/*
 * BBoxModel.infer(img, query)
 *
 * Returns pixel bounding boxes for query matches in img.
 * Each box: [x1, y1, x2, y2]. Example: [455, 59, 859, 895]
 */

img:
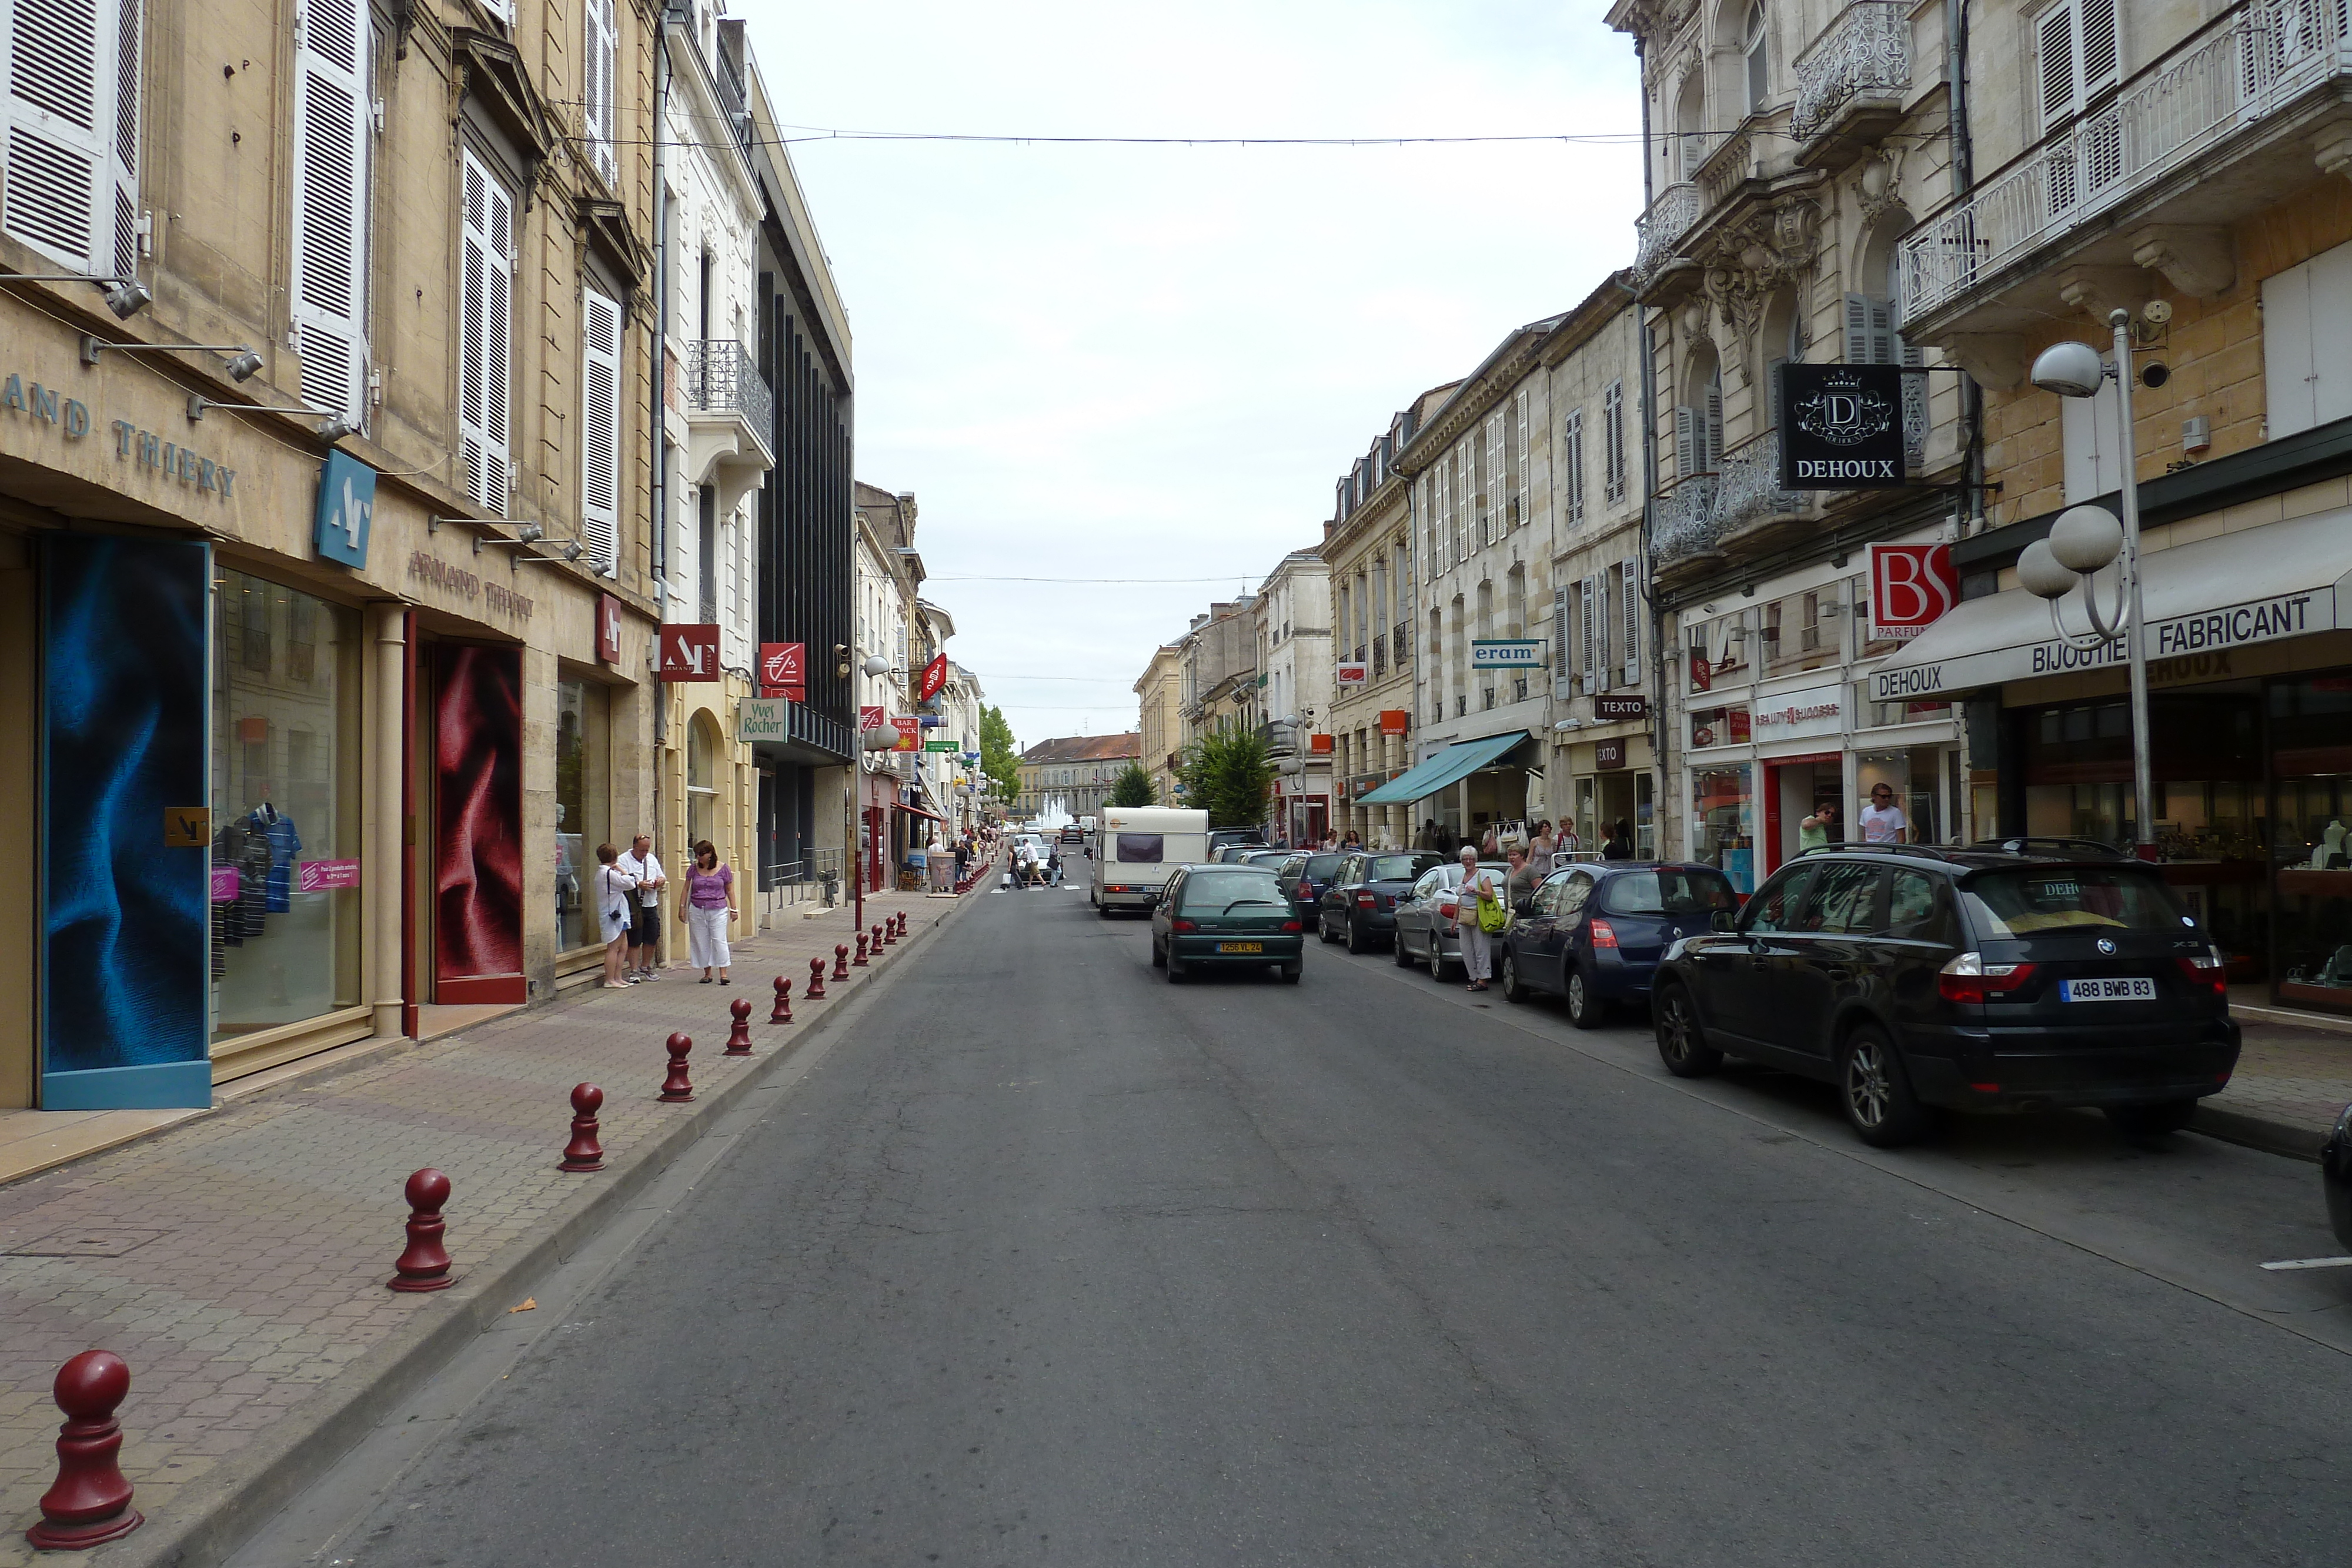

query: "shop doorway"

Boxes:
[430, 644, 525, 1005]
[1763, 754, 1843, 874]
[1575, 770, 1656, 861]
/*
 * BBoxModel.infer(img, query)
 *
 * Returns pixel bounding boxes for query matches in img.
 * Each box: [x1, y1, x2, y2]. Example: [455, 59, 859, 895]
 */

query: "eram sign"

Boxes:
[1779, 363, 1908, 489]
[1869, 543, 1959, 640]
[657, 624, 720, 681]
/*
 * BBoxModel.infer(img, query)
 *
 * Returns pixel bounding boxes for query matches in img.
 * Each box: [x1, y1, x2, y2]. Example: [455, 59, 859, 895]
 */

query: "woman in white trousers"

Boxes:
[1451, 844, 1499, 993]
[681, 840, 737, 984]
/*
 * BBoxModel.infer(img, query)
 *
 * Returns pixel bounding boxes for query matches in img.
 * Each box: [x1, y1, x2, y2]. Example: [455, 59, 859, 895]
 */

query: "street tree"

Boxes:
[1179, 728, 1274, 828]
[979, 706, 1023, 804]
[1107, 762, 1156, 808]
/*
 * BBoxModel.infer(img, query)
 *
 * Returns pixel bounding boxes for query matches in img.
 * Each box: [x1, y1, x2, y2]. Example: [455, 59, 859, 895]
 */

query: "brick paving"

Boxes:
[0, 882, 977, 1564]
[2206, 1021, 2352, 1142]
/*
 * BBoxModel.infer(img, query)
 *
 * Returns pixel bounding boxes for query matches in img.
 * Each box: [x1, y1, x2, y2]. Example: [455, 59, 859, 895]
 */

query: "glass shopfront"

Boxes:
[1691, 765, 1754, 892]
[209, 570, 362, 1044]
[554, 675, 612, 952]
[2271, 673, 2352, 1013]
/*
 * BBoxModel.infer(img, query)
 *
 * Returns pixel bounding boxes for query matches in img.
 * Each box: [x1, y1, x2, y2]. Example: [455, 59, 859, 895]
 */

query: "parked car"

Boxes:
[1315, 851, 1445, 954]
[1648, 845, 2241, 1148]
[1212, 843, 1269, 864]
[1149, 864, 1305, 984]
[1392, 861, 1509, 979]
[2326, 1102, 2352, 1248]
[1207, 828, 1268, 854]
[1238, 848, 1292, 868]
[1499, 862, 1738, 1027]
[1275, 852, 1345, 924]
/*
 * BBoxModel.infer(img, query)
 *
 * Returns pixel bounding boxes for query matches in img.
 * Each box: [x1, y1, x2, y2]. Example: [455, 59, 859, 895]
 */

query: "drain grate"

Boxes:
[2, 1229, 168, 1258]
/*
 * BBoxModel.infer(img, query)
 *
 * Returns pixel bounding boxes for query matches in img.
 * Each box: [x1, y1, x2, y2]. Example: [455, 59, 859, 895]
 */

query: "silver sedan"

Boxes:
[1390, 861, 1508, 981]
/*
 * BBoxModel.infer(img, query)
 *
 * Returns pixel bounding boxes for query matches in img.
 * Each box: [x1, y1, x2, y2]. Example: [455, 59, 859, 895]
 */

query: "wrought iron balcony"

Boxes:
[1632, 182, 1703, 286]
[1712, 432, 1809, 536]
[1650, 475, 1721, 568]
[683, 340, 773, 445]
[1259, 718, 1300, 757]
[1900, 0, 2350, 330]
[1391, 621, 1411, 664]
[1791, 3, 1911, 149]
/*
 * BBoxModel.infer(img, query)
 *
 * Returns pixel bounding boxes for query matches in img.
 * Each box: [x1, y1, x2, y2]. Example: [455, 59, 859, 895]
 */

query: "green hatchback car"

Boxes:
[1150, 864, 1305, 984]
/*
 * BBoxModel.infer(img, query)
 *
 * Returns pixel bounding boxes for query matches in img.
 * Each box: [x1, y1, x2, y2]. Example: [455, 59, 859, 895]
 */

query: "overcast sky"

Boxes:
[737, 1, 1645, 753]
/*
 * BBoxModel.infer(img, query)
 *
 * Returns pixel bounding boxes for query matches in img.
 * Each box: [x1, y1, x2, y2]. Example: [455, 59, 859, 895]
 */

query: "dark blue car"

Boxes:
[1499, 862, 1739, 1028]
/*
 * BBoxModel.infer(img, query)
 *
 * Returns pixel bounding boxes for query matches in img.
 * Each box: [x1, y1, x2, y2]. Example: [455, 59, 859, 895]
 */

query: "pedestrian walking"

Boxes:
[1452, 845, 1503, 992]
[1603, 818, 1635, 860]
[593, 844, 639, 989]
[616, 833, 667, 979]
[681, 840, 736, 984]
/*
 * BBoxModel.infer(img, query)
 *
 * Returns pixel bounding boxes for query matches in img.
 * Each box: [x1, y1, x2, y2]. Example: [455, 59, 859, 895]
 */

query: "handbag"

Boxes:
[1475, 879, 1509, 934]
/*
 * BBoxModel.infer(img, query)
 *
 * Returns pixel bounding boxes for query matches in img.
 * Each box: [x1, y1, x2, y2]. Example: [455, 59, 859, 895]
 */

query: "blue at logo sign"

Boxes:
[313, 450, 376, 568]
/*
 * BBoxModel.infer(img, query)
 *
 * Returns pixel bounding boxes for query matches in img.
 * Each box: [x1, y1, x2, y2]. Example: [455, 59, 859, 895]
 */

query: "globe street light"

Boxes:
[2024, 308, 2153, 855]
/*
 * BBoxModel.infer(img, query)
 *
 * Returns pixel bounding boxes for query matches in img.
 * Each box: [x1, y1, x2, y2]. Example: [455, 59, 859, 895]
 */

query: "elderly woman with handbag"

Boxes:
[1451, 844, 1506, 993]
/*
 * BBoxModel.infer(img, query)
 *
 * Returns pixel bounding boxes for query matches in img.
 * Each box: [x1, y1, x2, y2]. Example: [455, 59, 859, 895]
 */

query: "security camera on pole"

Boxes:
[2019, 308, 2156, 858]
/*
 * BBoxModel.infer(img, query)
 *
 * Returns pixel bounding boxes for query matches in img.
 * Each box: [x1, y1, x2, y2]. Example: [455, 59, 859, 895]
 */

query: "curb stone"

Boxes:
[81, 891, 983, 1568]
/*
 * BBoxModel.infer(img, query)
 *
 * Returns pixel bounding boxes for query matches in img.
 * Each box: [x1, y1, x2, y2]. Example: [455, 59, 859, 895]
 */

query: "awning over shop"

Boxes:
[1357, 730, 1531, 806]
[897, 801, 949, 824]
[1867, 508, 2352, 703]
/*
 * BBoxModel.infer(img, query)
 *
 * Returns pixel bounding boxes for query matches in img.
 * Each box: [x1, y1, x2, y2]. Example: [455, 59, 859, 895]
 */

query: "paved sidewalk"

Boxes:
[0, 881, 980, 1567]
[2197, 1020, 2352, 1158]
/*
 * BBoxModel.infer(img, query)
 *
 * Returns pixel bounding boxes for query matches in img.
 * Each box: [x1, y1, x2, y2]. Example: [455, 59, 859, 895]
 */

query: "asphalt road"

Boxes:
[322, 877, 2352, 1566]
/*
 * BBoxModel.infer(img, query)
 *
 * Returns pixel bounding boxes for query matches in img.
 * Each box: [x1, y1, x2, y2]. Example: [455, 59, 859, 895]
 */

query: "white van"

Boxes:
[1091, 807, 1209, 915]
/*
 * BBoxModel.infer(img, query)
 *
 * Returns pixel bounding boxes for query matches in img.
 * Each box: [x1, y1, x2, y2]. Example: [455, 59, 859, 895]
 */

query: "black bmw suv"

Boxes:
[1650, 841, 2240, 1147]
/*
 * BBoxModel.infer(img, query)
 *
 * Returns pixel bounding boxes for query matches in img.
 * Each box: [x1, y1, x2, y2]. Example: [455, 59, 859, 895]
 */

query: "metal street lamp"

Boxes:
[2022, 309, 2153, 855]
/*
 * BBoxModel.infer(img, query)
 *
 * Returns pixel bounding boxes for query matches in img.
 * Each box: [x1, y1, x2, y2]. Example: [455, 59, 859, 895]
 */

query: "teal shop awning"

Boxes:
[1357, 731, 1532, 806]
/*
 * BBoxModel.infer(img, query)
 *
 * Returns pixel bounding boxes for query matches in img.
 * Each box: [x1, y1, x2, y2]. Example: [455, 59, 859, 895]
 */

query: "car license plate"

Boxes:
[1217, 942, 1264, 954]
[2062, 977, 2156, 1002]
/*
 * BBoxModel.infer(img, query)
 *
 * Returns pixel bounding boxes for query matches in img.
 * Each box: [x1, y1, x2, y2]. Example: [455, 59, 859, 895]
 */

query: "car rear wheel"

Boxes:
[1317, 910, 1337, 945]
[1151, 935, 1166, 968]
[1654, 984, 1722, 1078]
[1394, 927, 1416, 967]
[1281, 962, 1301, 984]
[1166, 952, 1187, 984]
[1839, 1025, 1939, 1148]
[1565, 964, 1608, 1030]
[2104, 1098, 2199, 1138]
[1499, 948, 1531, 1002]
[1345, 917, 1367, 955]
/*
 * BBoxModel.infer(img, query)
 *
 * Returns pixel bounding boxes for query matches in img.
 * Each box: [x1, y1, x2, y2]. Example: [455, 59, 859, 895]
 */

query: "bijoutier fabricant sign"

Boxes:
[1872, 587, 2336, 703]
[1469, 639, 1546, 669]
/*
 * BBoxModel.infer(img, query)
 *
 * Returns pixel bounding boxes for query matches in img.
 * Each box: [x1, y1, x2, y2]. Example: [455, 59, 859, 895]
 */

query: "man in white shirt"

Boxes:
[616, 834, 667, 978]
[1859, 784, 1909, 844]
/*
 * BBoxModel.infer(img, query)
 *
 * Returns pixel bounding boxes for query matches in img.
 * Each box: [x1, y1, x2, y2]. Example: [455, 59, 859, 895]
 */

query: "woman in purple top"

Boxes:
[680, 839, 737, 984]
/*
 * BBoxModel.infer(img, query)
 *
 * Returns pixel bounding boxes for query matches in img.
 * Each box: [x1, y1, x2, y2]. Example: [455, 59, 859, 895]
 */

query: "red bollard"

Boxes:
[659, 1033, 695, 1102]
[881, 915, 897, 945]
[387, 1169, 455, 1292]
[807, 955, 828, 999]
[853, 932, 870, 967]
[895, 912, 909, 938]
[769, 975, 793, 1024]
[560, 1084, 604, 1172]
[870, 922, 884, 953]
[831, 944, 850, 981]
[24, 1350, 142, 1550]
[724, 997, 754, 1055]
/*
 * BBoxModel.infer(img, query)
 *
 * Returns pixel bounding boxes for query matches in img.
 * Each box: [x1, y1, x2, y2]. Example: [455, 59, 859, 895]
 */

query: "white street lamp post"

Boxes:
[2020, 308, 2154, 855]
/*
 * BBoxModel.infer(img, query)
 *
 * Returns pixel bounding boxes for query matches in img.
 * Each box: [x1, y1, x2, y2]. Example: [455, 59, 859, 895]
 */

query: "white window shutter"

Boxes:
[290, 0, 369, 423]
[581, 287, 622, 570]
[1563, 409, 1583, 525]
[1, 0, 123, 275]
[1578, 575, 1598, 691]
[108, 0, 135, 277]
[1552, 585, 1568, 676]
[1620, 557, 1642, 686]
[1514, 387, 1531, 528]
[2262, 260, 2318, 438]
[1603, 380, 1626, 503]
[459, 150, 513, 514]
[1594, 571, 1613, 690]
[1843, 292, 1872, 364]
[1673, 405, 1697, 478]
[2079, 0, 2118, 94]
[585, 0, 617, 186]
[1765, 356, 1787, 430]
[2039, 1, 2077, 129]
[1704, 380, 1724, 471]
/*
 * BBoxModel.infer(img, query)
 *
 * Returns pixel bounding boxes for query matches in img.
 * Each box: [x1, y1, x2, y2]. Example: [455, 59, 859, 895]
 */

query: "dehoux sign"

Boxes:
[1778, 363, 1907, 489]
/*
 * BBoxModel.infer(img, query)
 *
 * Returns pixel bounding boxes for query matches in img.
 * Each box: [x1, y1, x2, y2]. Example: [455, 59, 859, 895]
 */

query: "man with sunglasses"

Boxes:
[1859, 783, 1909, 844]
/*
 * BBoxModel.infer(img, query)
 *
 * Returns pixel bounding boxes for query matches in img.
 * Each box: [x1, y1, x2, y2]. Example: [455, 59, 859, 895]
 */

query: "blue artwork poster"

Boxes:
[41, 533, 213, 1108]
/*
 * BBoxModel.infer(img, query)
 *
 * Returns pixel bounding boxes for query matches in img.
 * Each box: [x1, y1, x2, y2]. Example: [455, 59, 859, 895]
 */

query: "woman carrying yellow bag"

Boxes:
[1451, 844, 1505, 993]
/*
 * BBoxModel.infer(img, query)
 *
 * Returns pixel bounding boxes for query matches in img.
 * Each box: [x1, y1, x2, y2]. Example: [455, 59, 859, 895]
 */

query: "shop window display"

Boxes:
[211, 571, 360, 1043]
[1692, 767, 1753, 892]
[554, 677, 612, 953]
[2271, 673, 2352, 1013]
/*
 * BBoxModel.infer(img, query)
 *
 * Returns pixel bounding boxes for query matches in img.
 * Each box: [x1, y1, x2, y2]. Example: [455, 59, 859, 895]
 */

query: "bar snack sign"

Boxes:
[1779, 363, 1907, 489]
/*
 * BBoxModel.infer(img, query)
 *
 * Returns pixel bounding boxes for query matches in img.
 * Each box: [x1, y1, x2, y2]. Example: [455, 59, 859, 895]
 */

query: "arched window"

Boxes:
[1759, 286, 1805, 429]
[1675, 72, 1707, 180]
[1677, 342, 1725, 476]
[687, 711, 722, 860]
[1744, 2, 1769, 112]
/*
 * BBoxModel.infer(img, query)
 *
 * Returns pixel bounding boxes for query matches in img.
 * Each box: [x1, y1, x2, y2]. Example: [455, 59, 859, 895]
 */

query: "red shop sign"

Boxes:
[596, 593, 622, 664]
[1869, 543, 1959, 641]
[657, 623, 720, 681]
[759, 641, 805, 700]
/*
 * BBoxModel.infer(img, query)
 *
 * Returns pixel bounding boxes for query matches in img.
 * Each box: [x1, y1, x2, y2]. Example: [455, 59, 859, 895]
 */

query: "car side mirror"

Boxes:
[1514, 897, 1535, 920]
[1709, 908, 1736, 932]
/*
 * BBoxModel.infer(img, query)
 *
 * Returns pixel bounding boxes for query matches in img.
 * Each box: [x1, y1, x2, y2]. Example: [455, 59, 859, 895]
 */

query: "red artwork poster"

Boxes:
[434, 644, 524, 1002]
